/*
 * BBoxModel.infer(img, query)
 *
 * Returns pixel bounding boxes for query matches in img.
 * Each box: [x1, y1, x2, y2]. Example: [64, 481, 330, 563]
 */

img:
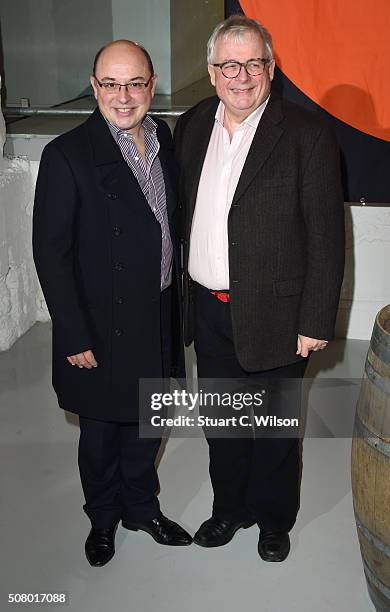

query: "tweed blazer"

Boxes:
[174, 91, 345, 371]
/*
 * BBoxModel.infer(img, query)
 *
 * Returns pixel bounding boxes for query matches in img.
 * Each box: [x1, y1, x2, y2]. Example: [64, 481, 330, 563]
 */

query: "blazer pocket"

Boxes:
[273, 277, 305, 296]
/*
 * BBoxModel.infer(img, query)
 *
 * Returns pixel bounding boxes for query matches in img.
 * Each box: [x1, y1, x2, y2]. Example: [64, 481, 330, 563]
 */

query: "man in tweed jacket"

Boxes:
[174, 15, 345, 561]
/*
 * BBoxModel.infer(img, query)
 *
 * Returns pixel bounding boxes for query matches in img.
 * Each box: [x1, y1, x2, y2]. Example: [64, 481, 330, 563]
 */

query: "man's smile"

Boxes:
[229, 86, 255, 92]
[114, 107, 135, 113]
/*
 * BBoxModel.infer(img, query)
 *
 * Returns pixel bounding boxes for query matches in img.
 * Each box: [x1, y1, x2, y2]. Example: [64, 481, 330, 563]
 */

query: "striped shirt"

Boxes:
[106, 115, 172, 291]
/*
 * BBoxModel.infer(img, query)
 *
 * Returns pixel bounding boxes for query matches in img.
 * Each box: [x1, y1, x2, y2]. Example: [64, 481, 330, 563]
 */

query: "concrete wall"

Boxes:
[111, 0, 171, 94]
[1, 0, 113, 106]
[1, 0, 225, 104]
[170, 0, 224, 93]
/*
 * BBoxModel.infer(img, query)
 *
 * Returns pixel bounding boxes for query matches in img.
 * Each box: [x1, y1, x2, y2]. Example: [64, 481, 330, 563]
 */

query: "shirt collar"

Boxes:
[215, 95, 270, 130]
[105, 113, 157, 142]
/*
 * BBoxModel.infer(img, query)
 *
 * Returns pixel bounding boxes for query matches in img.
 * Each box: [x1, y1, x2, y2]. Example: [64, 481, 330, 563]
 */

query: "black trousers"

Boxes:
[194, 283, 308, 532]
[78, 287, 172, 529]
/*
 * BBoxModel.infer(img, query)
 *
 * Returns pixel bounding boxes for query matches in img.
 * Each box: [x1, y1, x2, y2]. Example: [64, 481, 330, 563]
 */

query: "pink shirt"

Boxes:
[189, 97, 269, 290]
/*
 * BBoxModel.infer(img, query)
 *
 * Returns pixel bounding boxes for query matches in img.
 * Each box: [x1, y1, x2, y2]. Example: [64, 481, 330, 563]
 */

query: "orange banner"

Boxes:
[240, 0, 390, 141]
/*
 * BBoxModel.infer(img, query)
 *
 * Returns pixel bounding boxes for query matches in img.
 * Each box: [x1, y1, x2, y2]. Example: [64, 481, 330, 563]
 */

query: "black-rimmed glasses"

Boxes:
[212, 58, 270, 79]
[94, 75, 154, 93]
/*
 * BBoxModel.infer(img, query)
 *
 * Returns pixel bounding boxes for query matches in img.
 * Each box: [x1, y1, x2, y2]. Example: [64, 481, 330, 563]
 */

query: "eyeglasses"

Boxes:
[94, 75, 154, 93]
[212, 58, 270, 79]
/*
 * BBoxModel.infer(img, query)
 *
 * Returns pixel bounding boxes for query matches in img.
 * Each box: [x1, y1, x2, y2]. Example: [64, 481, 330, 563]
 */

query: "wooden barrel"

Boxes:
[352, 304, 390, 612]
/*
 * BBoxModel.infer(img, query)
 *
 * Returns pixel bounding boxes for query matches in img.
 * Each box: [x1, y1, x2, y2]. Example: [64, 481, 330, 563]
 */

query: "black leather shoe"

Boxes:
[122, 515, 192, 546]
[194, 516, 254, 547]
[85, 524, 118, 567]
[258, 529, 290, 562]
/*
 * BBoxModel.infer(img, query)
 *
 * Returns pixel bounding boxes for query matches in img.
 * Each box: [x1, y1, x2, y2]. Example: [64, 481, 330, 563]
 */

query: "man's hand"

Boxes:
[296, 335, 328, 357]
[67, 350, 98, 369]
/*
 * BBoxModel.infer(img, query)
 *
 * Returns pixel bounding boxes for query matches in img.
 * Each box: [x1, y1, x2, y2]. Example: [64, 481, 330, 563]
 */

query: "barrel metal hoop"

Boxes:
[365, 360, 390, 396]
[356, 515, 390, 559]
[363, 559, 390, 600]
[354, 416, 390, 458]
[371, 328, 390, 363]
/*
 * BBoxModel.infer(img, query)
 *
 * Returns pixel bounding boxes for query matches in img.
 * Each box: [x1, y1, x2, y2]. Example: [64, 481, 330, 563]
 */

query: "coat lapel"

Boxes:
[86, 109, 178, 226]
[85, 108, 149, 205]
[157, 137, 176, 222]
[232, 92, 285, 204]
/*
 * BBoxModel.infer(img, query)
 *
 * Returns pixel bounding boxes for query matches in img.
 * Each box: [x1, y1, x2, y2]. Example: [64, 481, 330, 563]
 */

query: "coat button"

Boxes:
[116, 296, 124, 304]
[107, 193, 118, 199]
[114, 262, 124, 271]
[113, 226, 122, 236]
[114, 328, 123, 336]
[231, 242, 237, 246]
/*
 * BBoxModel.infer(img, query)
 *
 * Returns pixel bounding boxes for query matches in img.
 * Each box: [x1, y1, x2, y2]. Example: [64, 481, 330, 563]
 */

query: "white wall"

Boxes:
[0, 157, 48, 351]
[336, 205, 390, 340]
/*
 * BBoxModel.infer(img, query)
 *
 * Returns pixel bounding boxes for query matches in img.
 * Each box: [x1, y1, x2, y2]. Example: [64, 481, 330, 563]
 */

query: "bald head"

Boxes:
[93, 40, 154, 78]
[90, 38, 157, 133]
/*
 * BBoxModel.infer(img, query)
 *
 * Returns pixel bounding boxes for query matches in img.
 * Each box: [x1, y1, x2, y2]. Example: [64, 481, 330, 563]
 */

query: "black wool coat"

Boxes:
[33, 109, 184, 421]
[174, 91, 345, 372]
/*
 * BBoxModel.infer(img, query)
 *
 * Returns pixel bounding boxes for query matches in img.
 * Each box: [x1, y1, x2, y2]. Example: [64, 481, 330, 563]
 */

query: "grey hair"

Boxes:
[207, 14, 273, 64]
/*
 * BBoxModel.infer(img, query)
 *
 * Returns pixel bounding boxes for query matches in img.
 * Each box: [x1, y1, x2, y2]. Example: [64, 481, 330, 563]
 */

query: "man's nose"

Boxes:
[117, 85, 133, 103]
[235, 65, 251, 82]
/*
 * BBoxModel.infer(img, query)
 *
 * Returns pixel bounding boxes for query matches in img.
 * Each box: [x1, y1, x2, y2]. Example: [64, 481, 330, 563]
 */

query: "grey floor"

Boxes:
[0, 323, 375, 611]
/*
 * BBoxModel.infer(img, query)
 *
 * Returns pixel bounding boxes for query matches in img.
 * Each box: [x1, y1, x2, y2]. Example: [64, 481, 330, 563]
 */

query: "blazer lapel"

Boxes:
[185, 98, 219, 232]
[232, 92, 285, 205]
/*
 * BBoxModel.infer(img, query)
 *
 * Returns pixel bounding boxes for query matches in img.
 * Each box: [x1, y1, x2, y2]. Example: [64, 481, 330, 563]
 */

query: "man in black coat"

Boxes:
[33, 40, 192, 566]
[174, 15, 345, 561]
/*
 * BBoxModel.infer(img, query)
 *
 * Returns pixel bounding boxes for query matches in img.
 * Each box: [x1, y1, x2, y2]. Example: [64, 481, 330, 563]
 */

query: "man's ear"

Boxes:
[208, 64, 216, 87]
[268, 59, 276, 82]
[150, 74, 158, 97]
[90, 76, 98, 99]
